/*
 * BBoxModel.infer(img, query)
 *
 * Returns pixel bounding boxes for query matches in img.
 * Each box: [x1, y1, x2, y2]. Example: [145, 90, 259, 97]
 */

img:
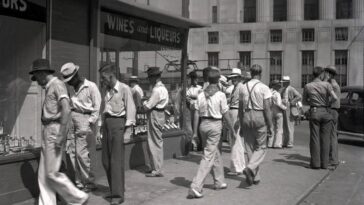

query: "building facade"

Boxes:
[188, 0, 364, 88]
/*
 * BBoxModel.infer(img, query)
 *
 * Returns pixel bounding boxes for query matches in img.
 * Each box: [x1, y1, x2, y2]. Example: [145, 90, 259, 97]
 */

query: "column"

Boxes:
[354, 0, 364, 20]
[288, 0, 303, 21]
[320, 0, 335, 20]
[257, 0, 271, 22]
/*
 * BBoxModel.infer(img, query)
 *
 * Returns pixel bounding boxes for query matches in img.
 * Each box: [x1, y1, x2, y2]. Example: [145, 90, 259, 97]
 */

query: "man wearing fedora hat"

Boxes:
[29, 59, 88, 205]
[143, 67, 169, 177]
[226, 68, 246, 176]
[280, 75, 302, 148]
[60, 62, 101, 193]
[324, 65, 341, 169]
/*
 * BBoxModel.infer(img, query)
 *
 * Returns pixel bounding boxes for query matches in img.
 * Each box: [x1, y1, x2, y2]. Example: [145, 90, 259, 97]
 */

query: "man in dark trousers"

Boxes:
[302, 66, 338, 169]
[324, 65, 341, 169]
[239, 64, 273, 186]
[99, 64, 136, 204]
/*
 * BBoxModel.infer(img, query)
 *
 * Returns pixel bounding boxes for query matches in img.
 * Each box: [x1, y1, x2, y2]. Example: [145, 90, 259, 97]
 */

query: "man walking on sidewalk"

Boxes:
[99, 64, 136, 204]
[143, 67, 169, 177]
[239, 64, 273, 186]
[324, 65, 341, 169]
[61, 62, 101, 192]
[226, 68, 246, 176]
[188, 68, 236, 198]
[302, 66, 338, 169]
[29, 59, 88, 205]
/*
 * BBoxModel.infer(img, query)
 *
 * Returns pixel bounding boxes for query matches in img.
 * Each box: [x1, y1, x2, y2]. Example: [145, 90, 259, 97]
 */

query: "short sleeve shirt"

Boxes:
[239, 79, 272, 110]
[42, 77, 69, 122]
[186, 85, 202, 108]
[195, 91, 229, 119]
[229, 82, 243, 108]
[303, 79, 334, 107]
[143, 81, 169, 109]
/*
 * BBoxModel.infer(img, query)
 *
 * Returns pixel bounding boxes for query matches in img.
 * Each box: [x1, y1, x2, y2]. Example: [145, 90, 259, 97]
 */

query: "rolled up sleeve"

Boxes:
[89, 84, 102, 124]
[143, 88, 160, 110]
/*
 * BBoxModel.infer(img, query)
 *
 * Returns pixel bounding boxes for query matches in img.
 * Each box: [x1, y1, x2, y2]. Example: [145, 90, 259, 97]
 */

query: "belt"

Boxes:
[71, 108, 92, 115]
[200, 116, 222, 121]
[152, 107, 165, 111]
[41, 119, 60, 125]
[229, 107, 239, 110]
[104, 113, 125, 118]
[310, 106, 329, 109]
[244, 109, 264, 112]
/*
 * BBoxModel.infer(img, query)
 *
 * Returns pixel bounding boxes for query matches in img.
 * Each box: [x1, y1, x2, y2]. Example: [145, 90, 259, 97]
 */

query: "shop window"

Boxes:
[208, 52, 219, 67]
[212, 5, 218, 23]
[304, 0, 319, 20]
[273, 0, 287, 22]
[270, 29, 282, 43]
[244, 0, 256, 23]
[302, 28, 315, 42]
[301, 51, 315, 87]
[208, 31, 219, 44]
[0, 5, 47, 157]
[270, 51, 283, 82]
[240, 30, 251, 43]
[335, 50, 348, 87]
[336, 0, 353, 19]
[239, 51, 251, 68]
[335, 27, 348, 41]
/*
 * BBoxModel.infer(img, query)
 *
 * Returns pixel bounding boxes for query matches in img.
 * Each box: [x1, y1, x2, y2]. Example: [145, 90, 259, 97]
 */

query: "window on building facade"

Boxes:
[304, 0, 319, 20]
[273, 0, 287, 21]
[244, 0, 256, 23]
[302, 28, 315, 42]
[208, 52, 219, 67]
[212, 5, 218, 23]
[270, 30, 283, 43]
[335, 50, 348, 86]
[335, 27, 349, 41]
[208, 31, 219, 44]
[239, 51, 251, 68]
[240, 30, 251, 43]
[270, 51, 283, 82]
[336, 0, 353, 19]
[182, 0, 190, 18]
[301, 51, 315, 87]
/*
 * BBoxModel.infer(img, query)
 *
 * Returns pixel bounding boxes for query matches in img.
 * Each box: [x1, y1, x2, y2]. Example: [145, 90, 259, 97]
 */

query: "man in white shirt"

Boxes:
[239, 64, 273, 186]
[61, 62, 101, 192]
[143, 67, 169, 177]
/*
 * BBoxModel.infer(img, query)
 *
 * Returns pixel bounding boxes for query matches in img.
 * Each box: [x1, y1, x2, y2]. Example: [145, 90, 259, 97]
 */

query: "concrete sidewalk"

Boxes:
[16, 143, 329, 205]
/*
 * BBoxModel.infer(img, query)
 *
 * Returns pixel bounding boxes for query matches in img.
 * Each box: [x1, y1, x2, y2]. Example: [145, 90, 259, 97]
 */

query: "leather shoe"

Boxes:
[110, 198, 124, 205]
[243, 168, 254, 186]
[227, 171, 242, 176]
[213, 183, 227, 190]
[145, 171, 164, 177]
[187, 188, 203, 199]
[253, 180, 260, 185]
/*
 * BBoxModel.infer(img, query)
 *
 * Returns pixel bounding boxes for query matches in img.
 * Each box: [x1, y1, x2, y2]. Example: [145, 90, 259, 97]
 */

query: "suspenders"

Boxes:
[246, 82, 261, 111]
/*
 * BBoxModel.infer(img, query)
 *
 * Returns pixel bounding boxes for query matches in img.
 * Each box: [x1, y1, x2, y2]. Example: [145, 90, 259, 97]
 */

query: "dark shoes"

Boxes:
[187, 188, 203, 199]
[145, 171, 164, 177]
[243, 167, 254, 186]
[110, 198, 124, 205]
[227, 171, 242, 176]
[82, 184, 97, 193]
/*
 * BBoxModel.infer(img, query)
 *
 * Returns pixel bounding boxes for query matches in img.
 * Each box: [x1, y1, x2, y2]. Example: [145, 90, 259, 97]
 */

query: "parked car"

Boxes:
[338, 86, 364, 138]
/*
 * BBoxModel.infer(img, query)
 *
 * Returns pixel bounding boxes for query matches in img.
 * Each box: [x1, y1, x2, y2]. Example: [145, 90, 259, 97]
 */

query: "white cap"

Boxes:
[228, 68, 242, 78]
[60, 62, 79, 82]
[281, 76, 290, 82]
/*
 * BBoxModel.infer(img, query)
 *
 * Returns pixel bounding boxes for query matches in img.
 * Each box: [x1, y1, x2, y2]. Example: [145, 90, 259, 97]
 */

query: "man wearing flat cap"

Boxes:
[29, 59, 88, 205]
[280, 75, 302, 148]
[143, 67, 169, 177]
[324, 65, 341, 169]
[60, 62, 101, 192]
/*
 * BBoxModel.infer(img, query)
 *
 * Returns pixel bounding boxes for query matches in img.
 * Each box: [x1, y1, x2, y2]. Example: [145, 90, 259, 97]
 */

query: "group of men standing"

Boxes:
[29, 59, 169, 205]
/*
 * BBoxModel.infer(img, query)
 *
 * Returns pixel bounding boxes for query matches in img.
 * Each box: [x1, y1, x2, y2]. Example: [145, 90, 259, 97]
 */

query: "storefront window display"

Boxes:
[0, 0, 47, 157]
[98, 8, 186, 137]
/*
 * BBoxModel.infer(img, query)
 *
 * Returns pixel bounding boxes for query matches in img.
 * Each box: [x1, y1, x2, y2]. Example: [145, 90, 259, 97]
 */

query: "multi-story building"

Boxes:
[188, 0, 364, 88]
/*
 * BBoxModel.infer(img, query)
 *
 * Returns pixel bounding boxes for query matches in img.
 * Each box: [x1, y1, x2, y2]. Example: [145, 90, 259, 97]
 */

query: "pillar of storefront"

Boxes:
[354, 0, 364, 20]
[257, 0, 271, 22]
[320, 0, 335, 20]
[288, 0, 303, 21]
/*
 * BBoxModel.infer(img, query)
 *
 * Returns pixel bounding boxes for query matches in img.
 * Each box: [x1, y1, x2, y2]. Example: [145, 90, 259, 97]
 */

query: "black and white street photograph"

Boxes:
[0, 0, 363, 204]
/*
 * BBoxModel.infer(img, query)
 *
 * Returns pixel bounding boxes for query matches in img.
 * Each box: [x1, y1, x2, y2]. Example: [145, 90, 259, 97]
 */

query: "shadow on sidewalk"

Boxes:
[273, 153, 310, 168]
[174, 152, 202, 164]
[338, 138, 364, 147]
[170, 177, 191, 188]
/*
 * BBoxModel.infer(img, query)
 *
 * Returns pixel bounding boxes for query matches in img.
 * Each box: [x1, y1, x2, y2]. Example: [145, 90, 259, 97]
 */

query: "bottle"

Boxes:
[0, 121, 3, 135]
[5, 136, 10, 154]
[0, 138, 4, 155]
[29, 136, 35, 148]
[9, 137, 14, 148]
[13, 136, 19, 147]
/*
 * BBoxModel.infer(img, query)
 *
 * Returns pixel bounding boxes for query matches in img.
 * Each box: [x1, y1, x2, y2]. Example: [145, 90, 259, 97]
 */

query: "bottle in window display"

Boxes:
[0, 138, 5, 155]
[9, 136, 14, 148]
[28, 136, 35, 148]
[5, 135, 10, 154]
[0, 121, 3, 135]
[14, 136, 19, 147]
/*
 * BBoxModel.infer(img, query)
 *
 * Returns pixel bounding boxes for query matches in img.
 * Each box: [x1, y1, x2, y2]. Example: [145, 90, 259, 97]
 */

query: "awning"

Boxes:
[101, 0, 207, 29]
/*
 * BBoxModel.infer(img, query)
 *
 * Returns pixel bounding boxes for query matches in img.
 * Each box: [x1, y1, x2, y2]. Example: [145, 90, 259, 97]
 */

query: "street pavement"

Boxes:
[17, 122, 353, 205]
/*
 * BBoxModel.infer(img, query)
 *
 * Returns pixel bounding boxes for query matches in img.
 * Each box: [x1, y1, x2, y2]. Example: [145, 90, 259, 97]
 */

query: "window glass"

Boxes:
[244, 0, 256, 23]
[208, 31, 219, 44]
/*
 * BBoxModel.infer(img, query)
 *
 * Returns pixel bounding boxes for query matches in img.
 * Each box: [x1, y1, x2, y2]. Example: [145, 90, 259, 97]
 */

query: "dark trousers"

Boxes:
[309, 108, 333, 169]
[102, 117, 125, 198]
[329, 109, 339, 165]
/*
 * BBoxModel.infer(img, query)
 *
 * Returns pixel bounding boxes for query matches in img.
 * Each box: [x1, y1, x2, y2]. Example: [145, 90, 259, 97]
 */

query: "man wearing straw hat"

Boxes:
[60, 62, 101, 193]
[226, 68, 246, 176]
[29, 59, 88, 205]
[143, 67, 169, 177]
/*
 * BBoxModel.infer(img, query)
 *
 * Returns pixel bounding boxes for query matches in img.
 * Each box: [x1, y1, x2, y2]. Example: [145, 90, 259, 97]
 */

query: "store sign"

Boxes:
[0, 0, 46, 22]
[101, 8, 184, 48]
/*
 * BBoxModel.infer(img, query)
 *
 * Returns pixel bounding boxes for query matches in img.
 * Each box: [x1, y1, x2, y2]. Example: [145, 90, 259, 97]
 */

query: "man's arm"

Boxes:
[89, 84, 102, 124]
[124, 86, 136, 126]
[263, 98, 273, 136]
[302, 86, 309, 106]
[143, 87, 160, 111]
[290, 87, 302, 105]
[56, 98, 71, 147]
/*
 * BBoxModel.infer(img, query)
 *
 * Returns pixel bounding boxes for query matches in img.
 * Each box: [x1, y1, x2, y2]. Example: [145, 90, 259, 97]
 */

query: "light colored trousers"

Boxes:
[191, 119, 225, 192]
[227, 109, 245, 173]
[147, 110, 166, 173]
[268, 111, 284, 148]
[241, 110, 267, 182]
[283, 108, 295, 147]
[38, 122, 86, 205]
[69, 112, 96, 187]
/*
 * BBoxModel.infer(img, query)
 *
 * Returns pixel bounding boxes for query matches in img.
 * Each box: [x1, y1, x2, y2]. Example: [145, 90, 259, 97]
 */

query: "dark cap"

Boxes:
[270, 79, 281, 87]
[188, 70, 198, 79]
[146, 67, 162, 76]
[29, 59, 54, 81]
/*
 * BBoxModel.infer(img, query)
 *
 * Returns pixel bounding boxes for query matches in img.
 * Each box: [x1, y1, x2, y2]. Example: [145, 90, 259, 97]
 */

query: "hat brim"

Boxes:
[62, 67, 79, 82]
[147, 71, 162, 76]
[227, 74, 241, 79]
[29, 68, 55, 75]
